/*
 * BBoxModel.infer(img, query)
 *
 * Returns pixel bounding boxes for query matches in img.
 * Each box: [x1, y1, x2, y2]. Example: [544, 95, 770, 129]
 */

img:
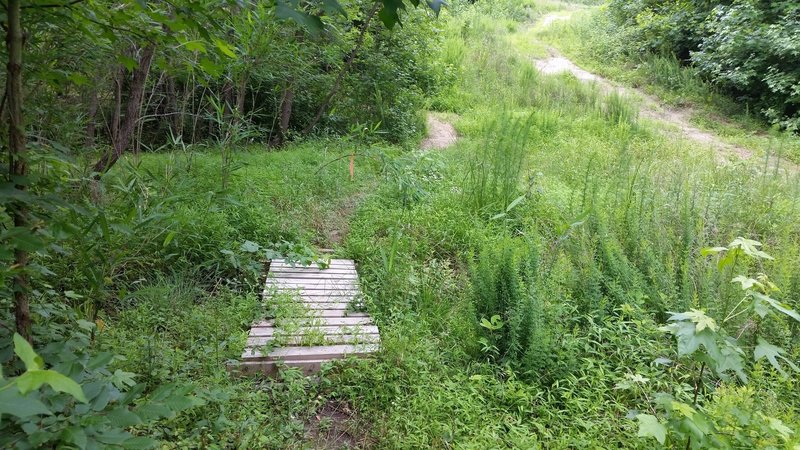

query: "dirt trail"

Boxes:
[316, 114, 457, 247]
[533, 12, 795, 170]
[420, 113, 458, 150]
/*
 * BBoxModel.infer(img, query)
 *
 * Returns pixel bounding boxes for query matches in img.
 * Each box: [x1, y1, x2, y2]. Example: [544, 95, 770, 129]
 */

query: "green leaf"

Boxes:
[95, 429, 133, 445]
[107, 407, 144, 427]
[14, 333, 44, 371]
[636, 414, 666, 444]
[240, 240, 260, 253]
[118, 55, 138, 71]
[65, 290, 84, 300]
[321, 0, 346, 17]
[728, 237, 774, 260]
[111, 369, 137, 389]
[0, 387, 51, 418]
[754, 338, 799, 376]
[62, 426, 88, 450]
[379, 0, 406, 28]
[751, 292, 800, 322]
[163, 231, 176, 247]
[275, 0, 323, 33]
[671, 401, 696, 418]
[731, 275, 762, 291]
[134, 403, 173, 420]
[700, 246, 727, 256]
[213, 39, 237, 58]
[16, 370, 88, 403]
[666, 309, 717, 332]
[505, 194, 526, 213]
[183, 40, 207, 53]
[766, 417, 794, 440]
[122, 437, 158, 449]
[198, 58, 222, 77]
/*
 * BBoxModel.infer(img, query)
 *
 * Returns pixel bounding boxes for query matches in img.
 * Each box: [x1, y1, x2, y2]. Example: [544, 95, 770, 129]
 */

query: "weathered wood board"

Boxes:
[230, 258, 379, 376]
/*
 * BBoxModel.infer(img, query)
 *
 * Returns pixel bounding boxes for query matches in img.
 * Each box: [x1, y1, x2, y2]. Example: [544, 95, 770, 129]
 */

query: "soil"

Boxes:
[304, 399, 372, 449]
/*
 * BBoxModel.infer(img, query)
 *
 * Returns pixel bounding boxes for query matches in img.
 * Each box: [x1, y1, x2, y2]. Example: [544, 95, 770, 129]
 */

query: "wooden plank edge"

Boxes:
[243, 343, 380, 361]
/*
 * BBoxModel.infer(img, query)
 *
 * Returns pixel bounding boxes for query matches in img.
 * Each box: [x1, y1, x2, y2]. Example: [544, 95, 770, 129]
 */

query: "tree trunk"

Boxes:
[6, 0, 31, 341]
[302, 3, 380, 135]
[165, 73, 182, 137]
[235, 71, 248, 117]
[111, 65, 123, 146]
[84, 85, 99, 148]
[222, 78, 234, 122]
[92, 44, 156, 175]
[270, 83, 294, 147]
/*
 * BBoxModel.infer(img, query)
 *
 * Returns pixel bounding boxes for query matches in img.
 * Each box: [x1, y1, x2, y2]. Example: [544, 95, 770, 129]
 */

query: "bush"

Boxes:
[607, 0, 800, 130]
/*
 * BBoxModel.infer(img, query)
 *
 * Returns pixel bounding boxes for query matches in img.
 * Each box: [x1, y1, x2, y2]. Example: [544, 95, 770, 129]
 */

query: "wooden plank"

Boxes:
[268, 289, 360, 297]
[260, 295, 362, 304]
[294, 293, 361, 300]
[243, 344, 380, 361]
[247, 333, 380, 346]
[270, 258, 355, 267]
[301, 309, 368, 318]
[297, 302, 350, 309]
[253, 317, 373, 327]
[232, 359, 336, 376]
[249, 325, 379, 337]
[270, 260, 355, 269]
[270, 265, 356, 270]
[297, 301, 366, 311]
[269, 268, 357, 276]
[266, 279, 358, 288]
[269, 273, 359, 280]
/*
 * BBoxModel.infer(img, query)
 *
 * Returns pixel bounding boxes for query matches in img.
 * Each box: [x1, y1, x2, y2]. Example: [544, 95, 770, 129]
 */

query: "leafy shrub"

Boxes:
[607, 0, 800, 130]
[0, 304, 201, 449]
[470, 238, 572, 382]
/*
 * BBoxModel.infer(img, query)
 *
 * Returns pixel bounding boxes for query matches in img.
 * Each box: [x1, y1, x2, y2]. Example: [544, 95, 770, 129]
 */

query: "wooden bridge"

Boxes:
[231, 259, 380, 375]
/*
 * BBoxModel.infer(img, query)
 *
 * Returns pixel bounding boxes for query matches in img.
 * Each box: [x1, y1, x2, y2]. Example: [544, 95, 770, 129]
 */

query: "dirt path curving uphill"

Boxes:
[533, 13, 796, 171]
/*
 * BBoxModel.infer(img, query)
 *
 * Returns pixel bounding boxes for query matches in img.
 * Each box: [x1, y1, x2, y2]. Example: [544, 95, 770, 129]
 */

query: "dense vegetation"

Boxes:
[604, 0, 799, 130]
[2, 0, 799, 448]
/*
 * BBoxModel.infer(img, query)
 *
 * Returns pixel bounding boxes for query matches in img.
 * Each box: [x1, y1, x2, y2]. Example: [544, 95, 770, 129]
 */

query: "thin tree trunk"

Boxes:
[136, 71, 164, 154]
[235, 71, 248, 117]
[84, 84, 99, 148]
[92, 44, 156, 175]
[222, 78, 234, 122]
[165, 73, 182, 136]
[270, 83, 294, 147]
[111, 67, 122, 146]
[6, 0, 31, 341]
[302, 3, 380, 135]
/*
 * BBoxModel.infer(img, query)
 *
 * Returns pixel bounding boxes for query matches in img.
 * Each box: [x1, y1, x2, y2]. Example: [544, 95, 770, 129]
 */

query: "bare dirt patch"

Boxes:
[420, 113, 458, 150]
[304, 399, 372, 449]
[539, 12, 571, 28]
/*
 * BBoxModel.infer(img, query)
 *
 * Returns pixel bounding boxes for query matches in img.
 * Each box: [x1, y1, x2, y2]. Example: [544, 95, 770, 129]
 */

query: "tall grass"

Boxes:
[463, 112, 533, 215]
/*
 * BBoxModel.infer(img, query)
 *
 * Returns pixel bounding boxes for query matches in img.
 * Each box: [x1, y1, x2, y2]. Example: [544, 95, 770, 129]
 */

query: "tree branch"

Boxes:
[302, 2, 381, 135]
[22, 0, 83, 9]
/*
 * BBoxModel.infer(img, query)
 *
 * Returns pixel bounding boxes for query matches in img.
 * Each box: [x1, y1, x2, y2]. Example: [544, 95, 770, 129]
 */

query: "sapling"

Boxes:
[630, 238, 800, 448]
